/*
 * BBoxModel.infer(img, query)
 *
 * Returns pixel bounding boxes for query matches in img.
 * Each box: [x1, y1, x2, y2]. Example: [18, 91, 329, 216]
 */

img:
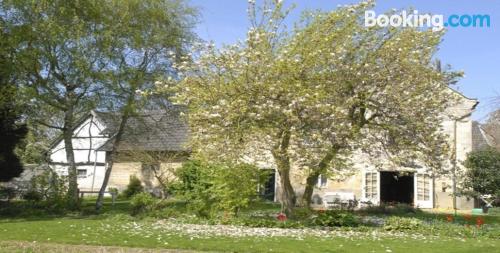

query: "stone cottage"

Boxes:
[47, 90, 483, 209]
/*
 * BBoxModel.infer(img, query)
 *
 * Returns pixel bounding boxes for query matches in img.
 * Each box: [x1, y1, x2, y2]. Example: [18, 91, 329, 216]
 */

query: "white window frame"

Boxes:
[414, 172, 433, 208]
[362, 170, 380, 205]
[77, 169, 87, 178]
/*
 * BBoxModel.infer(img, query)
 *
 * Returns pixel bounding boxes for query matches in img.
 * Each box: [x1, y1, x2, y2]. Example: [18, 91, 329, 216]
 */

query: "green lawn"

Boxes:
[0, 200, 498, 253]
[0, 218, 498, 253]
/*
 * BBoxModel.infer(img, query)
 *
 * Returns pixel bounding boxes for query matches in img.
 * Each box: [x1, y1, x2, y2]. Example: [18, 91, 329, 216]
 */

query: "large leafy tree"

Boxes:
[162, 1, 455, 214]
[1, 0, 110, 208]
[0, 85, 27, 182]
[0, 22, 27, 181]
[1, 0, 196, 210]
[463, 148, 500, 201]
[93, 0, 197, 211]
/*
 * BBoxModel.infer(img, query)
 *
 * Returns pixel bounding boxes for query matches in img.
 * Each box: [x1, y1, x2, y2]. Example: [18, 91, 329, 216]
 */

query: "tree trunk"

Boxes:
[301, 145, 340, 208]
[151, 167, 169, 199]
[301, 172, 320, 207]
[95, 99, 133, 212]
[276, 164, 296, 215]
[272, 128, 296, 216]
[63, 105, 79, 210]
[301, 109, 368, 207]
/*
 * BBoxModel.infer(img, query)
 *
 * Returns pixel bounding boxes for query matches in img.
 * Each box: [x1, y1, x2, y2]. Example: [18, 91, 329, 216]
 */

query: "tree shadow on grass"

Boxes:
[0, 198, 130, 223]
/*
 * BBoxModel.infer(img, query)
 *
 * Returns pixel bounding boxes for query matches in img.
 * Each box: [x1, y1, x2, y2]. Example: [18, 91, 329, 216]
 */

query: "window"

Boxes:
[77, 169, 87, 178]
[317, 174, 327, 188]
[417, 174, 431, 201]
[365, 172, 378, 199]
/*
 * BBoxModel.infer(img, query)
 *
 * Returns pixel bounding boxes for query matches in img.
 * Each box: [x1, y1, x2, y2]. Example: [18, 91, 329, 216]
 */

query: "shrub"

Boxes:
[152, 206, 183, 219]
[313, 210, 359, 227]
[411, 218, 500, 238]
[462, 148, 500, 204]
[383, 216, 423, 231]
[108, 187, 119, 196]
[21, 169, 68, 210]
[209, 162, 268, 216]
[22, 189, 42, 202]
[360, 203, 421, 215]
[174, 159, 267, 218]
[291, 207, 313, 220]
[122, 175, 144, 198]
[172, 160, 214, 217]
[0, 186, 16, 201]
[130, 192, 156, 215]
[172, 160, 206, 193]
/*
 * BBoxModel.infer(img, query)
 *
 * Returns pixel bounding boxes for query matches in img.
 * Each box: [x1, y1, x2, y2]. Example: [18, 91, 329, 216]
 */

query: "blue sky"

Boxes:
[189, 0, 500, 122]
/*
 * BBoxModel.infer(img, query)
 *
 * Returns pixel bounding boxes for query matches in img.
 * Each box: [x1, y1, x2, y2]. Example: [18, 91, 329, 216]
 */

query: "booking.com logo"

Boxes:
[365, 10, 490, 29]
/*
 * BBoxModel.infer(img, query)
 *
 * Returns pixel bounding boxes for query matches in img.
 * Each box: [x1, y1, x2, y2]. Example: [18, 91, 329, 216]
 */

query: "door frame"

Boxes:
[362, 169, 434, 208]
[379, 171, 415, 205]
[414, 172, 434, 208]
[361, 170, 380, 205]
[258, 168, 277, 202]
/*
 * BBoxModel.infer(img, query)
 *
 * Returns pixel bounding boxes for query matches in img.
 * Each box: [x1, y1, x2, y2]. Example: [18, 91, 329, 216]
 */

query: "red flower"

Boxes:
[476, 217, 485, 228]
[277, 213, 287, 222]
[463, 214, 472, 221]
[318, 209, 326, 214]
[446, 215, 454, 223]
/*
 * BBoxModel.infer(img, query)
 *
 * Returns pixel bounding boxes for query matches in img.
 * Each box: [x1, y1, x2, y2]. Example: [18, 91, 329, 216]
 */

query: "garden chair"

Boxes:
[323, 192, 356, 210]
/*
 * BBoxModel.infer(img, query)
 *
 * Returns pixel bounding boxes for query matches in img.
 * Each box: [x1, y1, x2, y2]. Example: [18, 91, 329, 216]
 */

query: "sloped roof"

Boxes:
[48, 111, 96, 150]
[95, 106, 189, 152]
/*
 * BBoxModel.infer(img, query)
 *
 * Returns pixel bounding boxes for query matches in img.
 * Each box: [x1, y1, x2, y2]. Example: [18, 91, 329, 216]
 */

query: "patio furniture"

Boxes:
[323, 192, 356, 210]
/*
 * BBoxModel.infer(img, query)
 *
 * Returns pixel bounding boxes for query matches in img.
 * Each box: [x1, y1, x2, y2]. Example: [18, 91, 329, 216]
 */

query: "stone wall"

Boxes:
[107, 161, 183, 193]
[274, 91, 478, 210]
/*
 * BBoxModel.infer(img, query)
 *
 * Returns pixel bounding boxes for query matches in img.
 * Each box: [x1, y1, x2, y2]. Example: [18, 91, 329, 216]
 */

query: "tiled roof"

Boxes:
[95, 106, 189, 151]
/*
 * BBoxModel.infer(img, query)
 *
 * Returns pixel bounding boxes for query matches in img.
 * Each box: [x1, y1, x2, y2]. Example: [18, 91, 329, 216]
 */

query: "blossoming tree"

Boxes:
[159, 0, 458, 214]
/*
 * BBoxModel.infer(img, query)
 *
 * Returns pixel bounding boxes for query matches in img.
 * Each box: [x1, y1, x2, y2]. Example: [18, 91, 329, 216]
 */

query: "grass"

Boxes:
[0, 218, 498, 253]
[356, 203, 500, 224]
[0, 199, 499, 253]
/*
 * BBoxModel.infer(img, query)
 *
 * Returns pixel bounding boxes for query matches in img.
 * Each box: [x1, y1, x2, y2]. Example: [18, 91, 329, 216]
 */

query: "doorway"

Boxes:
[260, 169, 276, 201]
[380, 171, 414, 205]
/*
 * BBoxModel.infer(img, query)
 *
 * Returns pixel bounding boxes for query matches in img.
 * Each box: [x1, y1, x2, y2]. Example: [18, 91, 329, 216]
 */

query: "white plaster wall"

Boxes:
[48, 114, 110, 191]
[49, 117, 108, 164]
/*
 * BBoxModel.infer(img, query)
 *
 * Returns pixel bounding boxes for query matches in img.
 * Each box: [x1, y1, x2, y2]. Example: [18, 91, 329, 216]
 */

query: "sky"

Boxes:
[189, 0, 500, 122]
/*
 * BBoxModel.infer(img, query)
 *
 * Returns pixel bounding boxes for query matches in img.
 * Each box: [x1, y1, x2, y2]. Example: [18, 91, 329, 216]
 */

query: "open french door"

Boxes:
[362, 171, 380, 205]
[414, 173, 433, 208]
